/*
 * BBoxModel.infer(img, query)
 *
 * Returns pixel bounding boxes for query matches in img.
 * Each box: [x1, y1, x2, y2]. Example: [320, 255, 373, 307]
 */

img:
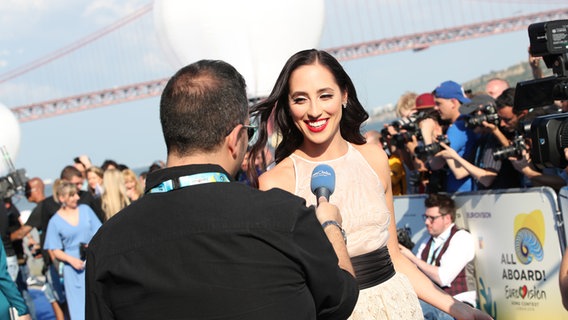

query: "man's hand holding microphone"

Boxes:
[310, 164, 354, 276]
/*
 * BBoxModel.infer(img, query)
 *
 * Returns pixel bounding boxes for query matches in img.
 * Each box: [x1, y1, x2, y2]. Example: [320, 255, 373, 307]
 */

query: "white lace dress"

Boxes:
[290, 143, 423, 319]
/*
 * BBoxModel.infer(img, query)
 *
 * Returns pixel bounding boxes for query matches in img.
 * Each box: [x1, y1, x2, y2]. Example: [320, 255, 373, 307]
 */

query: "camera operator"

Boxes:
[495, 88, 567, 191]
[436, 94, 524, 190]
[426, 81, 479, 193]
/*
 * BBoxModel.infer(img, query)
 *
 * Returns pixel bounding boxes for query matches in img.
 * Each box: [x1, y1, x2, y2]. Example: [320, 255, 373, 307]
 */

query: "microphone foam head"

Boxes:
[310, 164, 335, 195]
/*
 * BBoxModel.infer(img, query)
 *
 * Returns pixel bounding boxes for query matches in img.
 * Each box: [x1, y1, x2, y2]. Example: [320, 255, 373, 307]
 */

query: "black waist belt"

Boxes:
[351, 246, 396, 290]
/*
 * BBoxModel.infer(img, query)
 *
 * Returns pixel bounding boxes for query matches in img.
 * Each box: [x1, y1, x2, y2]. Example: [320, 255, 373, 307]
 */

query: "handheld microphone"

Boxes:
[310, 164, 335, 204]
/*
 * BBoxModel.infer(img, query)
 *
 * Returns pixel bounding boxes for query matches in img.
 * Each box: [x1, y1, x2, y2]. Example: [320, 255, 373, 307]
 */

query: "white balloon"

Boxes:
[153, 0, 325, 99]
[0, 103, 21, 176]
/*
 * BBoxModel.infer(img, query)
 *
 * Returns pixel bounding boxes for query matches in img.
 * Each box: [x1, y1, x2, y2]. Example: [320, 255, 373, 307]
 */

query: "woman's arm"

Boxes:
[436, 142, 497, 186]
[51, 249, 85, 271]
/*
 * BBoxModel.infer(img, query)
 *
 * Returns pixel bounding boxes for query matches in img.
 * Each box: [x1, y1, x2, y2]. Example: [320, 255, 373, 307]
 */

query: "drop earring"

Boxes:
[342, 102, 347, 109]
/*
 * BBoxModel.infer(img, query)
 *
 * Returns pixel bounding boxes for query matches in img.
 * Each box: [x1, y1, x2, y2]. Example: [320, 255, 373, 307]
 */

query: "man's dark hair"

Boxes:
[495, 88, 522, 115]
[60, 165, 83, 181]
[101, 159, 119, 171]
[160, 60, 249, 156]
[424, 193, 456, 221]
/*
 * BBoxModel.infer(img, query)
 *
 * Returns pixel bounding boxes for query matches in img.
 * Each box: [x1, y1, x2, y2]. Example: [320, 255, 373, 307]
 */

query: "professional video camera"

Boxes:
[414, 135, 450, 162]
[514, 19, 568, 168]
[0, 169, 27, 200]
[492, 135, 528, 161]
[0, 146, 28, 200]
[465, 104, 500, 129]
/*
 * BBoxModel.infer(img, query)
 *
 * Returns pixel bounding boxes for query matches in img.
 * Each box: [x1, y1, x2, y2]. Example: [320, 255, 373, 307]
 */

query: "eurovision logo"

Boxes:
[513, 210, 545, 265]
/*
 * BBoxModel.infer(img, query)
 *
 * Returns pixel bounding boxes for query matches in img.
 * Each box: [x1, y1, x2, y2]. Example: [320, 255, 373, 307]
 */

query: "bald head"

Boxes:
[25, 177, 45, 203]
[485, 78, 509, 99]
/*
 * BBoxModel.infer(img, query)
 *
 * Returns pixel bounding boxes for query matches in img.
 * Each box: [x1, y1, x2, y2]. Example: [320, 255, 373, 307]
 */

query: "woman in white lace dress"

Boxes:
[249, 49, 492, 320]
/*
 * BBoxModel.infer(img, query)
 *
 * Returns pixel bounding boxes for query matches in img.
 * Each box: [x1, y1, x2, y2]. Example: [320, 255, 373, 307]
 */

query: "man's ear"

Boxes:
[226, 124, 244, 160]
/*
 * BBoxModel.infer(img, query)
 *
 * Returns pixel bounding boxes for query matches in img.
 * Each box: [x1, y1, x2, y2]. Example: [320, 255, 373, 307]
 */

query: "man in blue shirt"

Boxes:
[428, 81, 478, 193]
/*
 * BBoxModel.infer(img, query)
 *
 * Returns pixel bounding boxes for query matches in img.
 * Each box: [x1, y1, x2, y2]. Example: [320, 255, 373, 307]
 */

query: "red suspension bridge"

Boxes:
[2, 0, 567, 122]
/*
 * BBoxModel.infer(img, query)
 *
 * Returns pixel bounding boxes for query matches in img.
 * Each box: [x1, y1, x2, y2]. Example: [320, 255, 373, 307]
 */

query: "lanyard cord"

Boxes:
[148, 172, 230, 193]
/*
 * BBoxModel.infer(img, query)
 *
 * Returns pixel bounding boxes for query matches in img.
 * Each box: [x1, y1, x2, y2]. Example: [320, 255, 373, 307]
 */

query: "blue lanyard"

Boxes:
[149, 172, 230, 193]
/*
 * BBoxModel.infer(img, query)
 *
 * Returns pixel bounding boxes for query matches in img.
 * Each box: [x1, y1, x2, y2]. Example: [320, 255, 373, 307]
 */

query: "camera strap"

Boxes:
[148, 172, 230, 193]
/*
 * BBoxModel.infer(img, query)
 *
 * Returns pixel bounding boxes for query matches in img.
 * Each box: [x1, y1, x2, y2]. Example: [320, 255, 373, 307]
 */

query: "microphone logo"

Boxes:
[312, 169, 332, 179]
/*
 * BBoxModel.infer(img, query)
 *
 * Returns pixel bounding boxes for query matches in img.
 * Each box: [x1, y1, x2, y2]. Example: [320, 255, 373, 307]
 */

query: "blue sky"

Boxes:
[0, 0, 566, 182]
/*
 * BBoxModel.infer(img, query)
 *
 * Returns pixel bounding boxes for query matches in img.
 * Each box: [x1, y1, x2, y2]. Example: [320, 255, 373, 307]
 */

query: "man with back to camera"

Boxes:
[399, 193, 476, 320]
[85, 60, 359, 320]
[427, 80, 479, 193]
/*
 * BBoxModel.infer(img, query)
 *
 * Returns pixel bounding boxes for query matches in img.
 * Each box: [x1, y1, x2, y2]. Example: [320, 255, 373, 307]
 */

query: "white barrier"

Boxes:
[394, 187, 567, 319]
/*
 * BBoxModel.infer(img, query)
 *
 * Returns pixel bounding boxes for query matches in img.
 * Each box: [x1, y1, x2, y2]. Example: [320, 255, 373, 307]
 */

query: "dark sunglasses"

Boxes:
[243, 124, 258, 142]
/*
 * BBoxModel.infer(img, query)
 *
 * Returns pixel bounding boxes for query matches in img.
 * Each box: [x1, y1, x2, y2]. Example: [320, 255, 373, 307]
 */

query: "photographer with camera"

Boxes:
[495, 88, 567, 191]
[436, 94, 524, 190]
[412, 109, 449, 193]
[382, 93, 440, 194]
[425, 81, 479, 193]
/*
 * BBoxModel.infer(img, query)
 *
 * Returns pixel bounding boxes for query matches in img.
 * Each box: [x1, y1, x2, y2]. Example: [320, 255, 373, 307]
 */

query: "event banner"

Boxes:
[454, 187, 566, 319]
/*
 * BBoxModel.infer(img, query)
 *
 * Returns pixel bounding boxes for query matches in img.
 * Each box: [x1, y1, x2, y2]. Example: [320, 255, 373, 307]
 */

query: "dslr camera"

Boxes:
[492, 135, 528, 161]
[514, 20, 568, 168]
[382, 113, 422, 148]
[414, 135, 450, 162]
[465, 104, 500, 129]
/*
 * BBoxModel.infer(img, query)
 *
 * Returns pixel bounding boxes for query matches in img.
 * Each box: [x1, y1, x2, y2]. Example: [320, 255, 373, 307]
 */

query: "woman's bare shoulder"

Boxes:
[258, 157, 296, 193]
[353, 142, 388, 166]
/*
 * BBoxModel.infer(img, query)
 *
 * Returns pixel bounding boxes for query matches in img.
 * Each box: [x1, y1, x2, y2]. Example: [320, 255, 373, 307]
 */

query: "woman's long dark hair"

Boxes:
[248, 49, 369, 188]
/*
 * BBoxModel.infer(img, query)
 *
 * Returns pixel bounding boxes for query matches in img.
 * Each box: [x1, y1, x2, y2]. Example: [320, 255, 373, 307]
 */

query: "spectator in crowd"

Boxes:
[395, 91, 418, 118]
[86, 59, 358, 319]
[428, 80, 479, 193]
[138, 171, 148, 191]
[86, 166, 104, 198]
[100, 159, 118, 172]
[236, 146, 269, 186]
[12, 178, 66, 320]
[101, 169, 131, 221]
[122, 169, 144, 202]
[249, 49, 490, 319]
[44, 181, 101, 320]
[148, 160, 165, 173]
[73, 155, 92, 191]
[400, 193, 476, 320]
[484, 78, 509, 99]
